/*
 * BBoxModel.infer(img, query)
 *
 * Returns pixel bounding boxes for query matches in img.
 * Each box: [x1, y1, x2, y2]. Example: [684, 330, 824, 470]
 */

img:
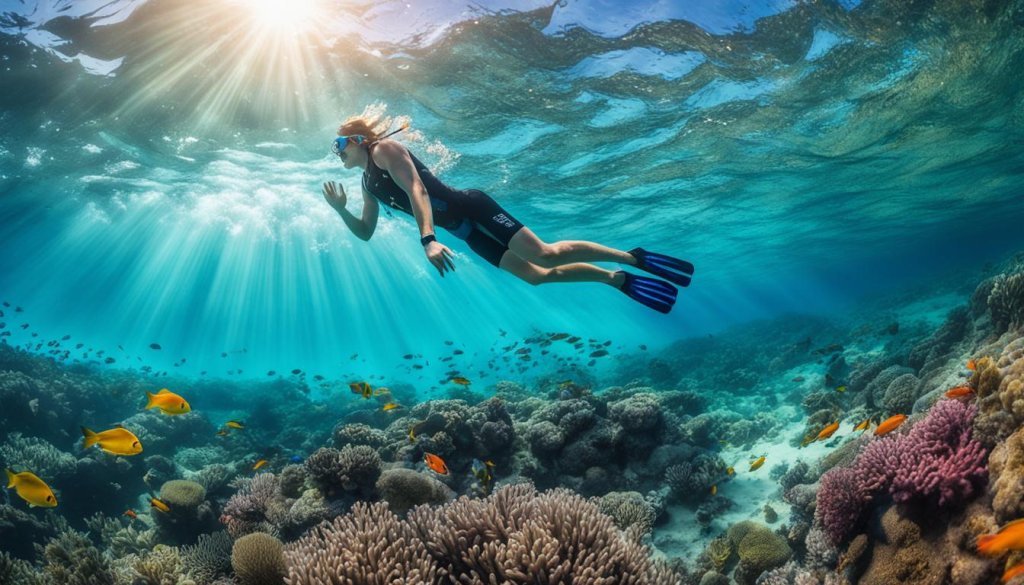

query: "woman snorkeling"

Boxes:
[322, 114, 694, 314]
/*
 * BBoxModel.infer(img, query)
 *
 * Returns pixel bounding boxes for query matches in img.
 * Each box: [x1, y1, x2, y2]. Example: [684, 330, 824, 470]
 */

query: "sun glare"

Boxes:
[247, 0, 321, 31]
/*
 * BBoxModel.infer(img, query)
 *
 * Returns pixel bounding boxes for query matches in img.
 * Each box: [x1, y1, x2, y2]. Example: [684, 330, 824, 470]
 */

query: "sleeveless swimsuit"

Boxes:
[362, 143, 524, 267]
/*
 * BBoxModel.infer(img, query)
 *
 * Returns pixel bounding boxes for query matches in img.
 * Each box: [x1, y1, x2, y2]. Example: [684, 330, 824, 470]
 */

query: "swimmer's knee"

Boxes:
[517, 266, 551, 286]
[531, 243, 563, 268]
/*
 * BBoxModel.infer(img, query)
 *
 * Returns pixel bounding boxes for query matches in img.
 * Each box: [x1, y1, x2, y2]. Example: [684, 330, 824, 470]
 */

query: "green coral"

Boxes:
[705, 536, 733, 572]
[727, 521, 792, 583]
[160, 480, 207, 508]
[232, 532, 285, 585]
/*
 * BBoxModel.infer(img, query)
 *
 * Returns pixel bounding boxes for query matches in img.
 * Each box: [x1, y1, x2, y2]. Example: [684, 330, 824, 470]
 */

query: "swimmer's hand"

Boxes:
[425, 241, 456, 277]
[322, 181, 346, 210]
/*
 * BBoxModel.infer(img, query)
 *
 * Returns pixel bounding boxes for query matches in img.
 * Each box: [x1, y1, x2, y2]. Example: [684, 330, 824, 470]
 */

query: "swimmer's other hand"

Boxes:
[322, 181, 347, 210]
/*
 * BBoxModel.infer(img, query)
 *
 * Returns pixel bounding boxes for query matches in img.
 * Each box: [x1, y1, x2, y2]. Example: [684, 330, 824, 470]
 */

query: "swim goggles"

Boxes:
[331, 135, 365, 157]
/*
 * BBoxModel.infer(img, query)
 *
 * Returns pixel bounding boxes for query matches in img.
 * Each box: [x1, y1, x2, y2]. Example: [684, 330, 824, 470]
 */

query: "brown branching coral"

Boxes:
[283, 483, 682, 585]
[284, 501, 437, 584]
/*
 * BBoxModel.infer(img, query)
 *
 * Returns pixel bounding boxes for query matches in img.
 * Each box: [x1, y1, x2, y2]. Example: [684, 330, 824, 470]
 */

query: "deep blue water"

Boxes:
[1, 0, 1023, 390]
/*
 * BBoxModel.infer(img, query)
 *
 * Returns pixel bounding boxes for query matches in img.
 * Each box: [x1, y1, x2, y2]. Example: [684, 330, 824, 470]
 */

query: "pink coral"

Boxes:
[888, 400, 987, 506]
[815, 400, 987, 544]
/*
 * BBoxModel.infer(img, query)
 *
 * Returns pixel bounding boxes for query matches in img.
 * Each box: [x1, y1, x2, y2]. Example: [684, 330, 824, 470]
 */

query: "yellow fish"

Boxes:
[408, 425, 417, 443]
[226, 420, 245, 429]
[382, 402, 403, 412]
[710, 484, 717, 496]
[854, 419, 872, 432]
[150, 497, 170, 513]
[349, 382, 373, 399]
[726, 466, 735, 476]
[373, 387, 391, 396]
[5, 469, 57, 508]
[836, 385, 847, 393]
[749, 456, 766, 472]
[252, 459, 268, 471]
[216, 429, 230, 437]
[145, 389, 191, 415]
[82, 426, 143, 456]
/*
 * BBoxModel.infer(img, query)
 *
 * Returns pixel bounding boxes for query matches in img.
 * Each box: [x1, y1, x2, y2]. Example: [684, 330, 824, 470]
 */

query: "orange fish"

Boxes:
[252, 459, 268, 471]
[979, 519, 1024, 557]
[423, 452, 449, 475]
[145, 388, 191, 415]
[1004, 563, 1024, 584]
[967, 359, 977, 371]
[945, 385, 975, 400]
[123, 509, 137, 520]
[874, 414, 907, 436]
[814, 421, 840, 442]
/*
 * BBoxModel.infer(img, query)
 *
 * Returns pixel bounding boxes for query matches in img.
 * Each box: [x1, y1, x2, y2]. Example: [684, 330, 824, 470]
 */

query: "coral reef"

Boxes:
[232, 532, 286, 585]
[219, 473, 280, 538]
[987, 271, 1024, 333]
[180, 531, 232, 585]
[374, 468, 451, 515]
[816, 399, 987, 544]
[153, 479, 218, 545]
[598, 491, 657, 538]
[284, 483, 682, 584]
[303, 445, 381, 498]
[665, 453, 726, 502]
[726, 521, 792, 585]
[34, 528, 116, 585]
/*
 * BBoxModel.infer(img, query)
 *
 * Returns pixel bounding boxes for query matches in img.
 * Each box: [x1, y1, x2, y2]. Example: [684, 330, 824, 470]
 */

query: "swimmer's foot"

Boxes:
[627, 248, 694, 287]
[616, 271, 677, 314]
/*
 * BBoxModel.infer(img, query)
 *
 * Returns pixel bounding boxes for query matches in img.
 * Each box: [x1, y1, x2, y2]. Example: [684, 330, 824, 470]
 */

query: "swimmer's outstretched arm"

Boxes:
[372, 141, 455, 277]
[322, 181, 379, 241]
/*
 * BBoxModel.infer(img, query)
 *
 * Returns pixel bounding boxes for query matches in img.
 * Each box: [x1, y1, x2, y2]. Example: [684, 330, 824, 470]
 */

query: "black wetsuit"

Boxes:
[362, 143, 525, 267]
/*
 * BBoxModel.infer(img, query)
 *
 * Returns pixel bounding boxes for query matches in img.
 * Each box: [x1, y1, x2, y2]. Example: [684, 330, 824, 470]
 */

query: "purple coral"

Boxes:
[815, 400, 987, 544]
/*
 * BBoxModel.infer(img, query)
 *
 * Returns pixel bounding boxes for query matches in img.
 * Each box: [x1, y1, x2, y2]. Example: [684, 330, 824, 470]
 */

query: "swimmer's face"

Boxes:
[338, 138, 364, 169]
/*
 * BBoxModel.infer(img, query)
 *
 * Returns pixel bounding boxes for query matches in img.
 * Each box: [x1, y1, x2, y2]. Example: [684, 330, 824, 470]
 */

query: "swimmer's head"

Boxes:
[334, 117, 381, 169]
[333, 115, 409, 169]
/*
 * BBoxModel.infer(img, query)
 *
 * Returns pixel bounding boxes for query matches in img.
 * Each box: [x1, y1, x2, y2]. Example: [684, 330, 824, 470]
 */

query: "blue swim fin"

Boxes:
[628, 247, 694, 287]
[617, 271, 677, 314]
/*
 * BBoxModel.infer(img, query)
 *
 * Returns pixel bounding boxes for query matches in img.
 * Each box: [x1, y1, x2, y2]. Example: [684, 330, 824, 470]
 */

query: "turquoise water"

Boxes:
[2, 0, 1023, 385]
[3, 0, 1024, 581]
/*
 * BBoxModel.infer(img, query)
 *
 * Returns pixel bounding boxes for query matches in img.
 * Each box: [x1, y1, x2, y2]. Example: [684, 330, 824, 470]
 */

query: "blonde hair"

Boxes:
[338, 104, 408, 144]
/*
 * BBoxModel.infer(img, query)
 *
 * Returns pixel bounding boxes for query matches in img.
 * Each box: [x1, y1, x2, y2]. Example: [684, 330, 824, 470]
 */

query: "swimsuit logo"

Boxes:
[492, 213, 515, 228]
